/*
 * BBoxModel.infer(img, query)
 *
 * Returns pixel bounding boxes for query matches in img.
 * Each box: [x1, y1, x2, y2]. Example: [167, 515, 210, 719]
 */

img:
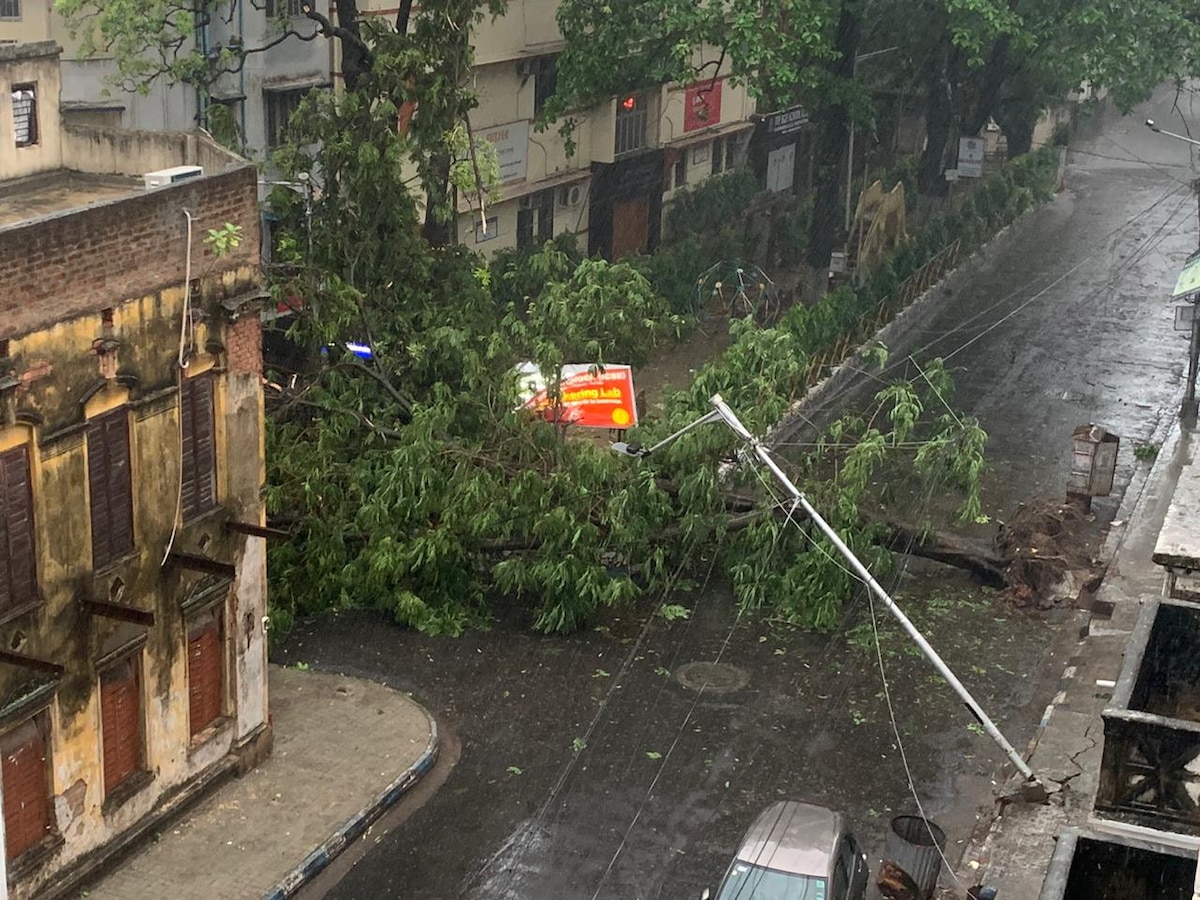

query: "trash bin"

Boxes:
[886, 815, 946, 900]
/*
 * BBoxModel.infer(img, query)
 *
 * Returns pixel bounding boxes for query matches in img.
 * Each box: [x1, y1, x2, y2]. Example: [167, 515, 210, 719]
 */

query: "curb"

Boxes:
[261, 705, 440, 900]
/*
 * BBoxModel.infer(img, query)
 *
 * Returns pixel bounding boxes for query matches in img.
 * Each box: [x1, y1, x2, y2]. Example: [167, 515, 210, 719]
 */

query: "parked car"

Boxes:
[702, 800, 869, 900]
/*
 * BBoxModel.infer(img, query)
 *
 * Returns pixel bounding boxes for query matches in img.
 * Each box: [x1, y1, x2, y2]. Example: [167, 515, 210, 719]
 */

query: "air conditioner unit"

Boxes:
[558, 184, 584, 208]
[143, 165, 204, 190]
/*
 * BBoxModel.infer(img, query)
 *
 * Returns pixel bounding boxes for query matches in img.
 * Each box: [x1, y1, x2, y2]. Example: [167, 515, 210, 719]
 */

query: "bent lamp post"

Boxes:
[614, 393, 1041, 788]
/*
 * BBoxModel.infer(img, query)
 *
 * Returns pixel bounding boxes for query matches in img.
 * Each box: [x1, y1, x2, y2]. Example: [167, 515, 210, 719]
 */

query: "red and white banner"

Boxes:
[517, 363, 639, 429]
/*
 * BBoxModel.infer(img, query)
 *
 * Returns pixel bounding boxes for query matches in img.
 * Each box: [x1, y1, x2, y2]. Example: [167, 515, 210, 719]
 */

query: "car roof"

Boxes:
[734, 801, 843, 878]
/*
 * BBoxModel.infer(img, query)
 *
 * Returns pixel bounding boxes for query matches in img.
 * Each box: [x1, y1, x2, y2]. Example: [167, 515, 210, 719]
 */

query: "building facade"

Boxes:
[358, 0, 758, 259]
[0, 1, 332, 160]
[0, 42, 269, 899]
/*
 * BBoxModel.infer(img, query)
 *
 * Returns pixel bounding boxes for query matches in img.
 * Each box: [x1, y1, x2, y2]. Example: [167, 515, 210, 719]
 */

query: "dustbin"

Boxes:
[886, 815, 946, 900]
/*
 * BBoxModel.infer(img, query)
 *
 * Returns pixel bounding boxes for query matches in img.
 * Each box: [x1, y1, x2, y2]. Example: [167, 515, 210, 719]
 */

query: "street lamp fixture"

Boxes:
[1146, 118, 1200, 148]
[613, 393, 1044, 792]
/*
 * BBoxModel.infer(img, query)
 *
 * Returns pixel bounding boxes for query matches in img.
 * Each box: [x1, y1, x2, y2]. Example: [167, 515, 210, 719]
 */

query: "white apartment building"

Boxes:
[360, 0, 758, 259]
[0, 0, 332, 160]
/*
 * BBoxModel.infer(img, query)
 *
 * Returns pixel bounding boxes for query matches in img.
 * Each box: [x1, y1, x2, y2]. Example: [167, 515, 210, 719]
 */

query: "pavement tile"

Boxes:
[80, 665, 435, 900]
[952, 401, 1197, 897]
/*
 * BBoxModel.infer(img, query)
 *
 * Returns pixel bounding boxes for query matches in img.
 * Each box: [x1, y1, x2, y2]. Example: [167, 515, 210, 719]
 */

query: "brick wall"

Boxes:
[226, 314, 263, 376]
[0, 167, 260, 340]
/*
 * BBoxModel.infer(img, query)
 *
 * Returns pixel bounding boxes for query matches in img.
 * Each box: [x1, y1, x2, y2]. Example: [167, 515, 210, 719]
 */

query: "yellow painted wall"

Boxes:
[0, 264, 266, 898]
[0, 43, 64, 180]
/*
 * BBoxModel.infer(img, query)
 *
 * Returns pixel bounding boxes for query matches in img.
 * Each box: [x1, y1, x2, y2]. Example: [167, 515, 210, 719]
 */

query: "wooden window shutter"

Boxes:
[1, 718, 50, 862]
[181, 375, 217, 521]
[88, 410, 134, 568]
[0, 445, 37, 614]
[100, 657, 142, 795]
[187, 615, 223, 736]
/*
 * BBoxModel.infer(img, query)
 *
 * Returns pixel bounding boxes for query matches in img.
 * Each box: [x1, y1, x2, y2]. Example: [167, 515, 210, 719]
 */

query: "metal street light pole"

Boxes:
[1146, 119, 1200, 421]
[614, 394, 1041, 788]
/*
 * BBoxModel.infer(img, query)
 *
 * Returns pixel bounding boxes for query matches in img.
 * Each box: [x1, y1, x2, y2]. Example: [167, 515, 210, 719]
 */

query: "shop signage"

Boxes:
[482, 120, 530, 183]
[516, 363, 639, 429]
[684, 80, 724, 132]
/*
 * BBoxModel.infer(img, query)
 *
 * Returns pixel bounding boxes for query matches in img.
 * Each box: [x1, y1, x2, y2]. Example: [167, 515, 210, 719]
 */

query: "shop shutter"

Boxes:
[187, 617, 222, 736]
[88, 410, 134, 568]
[180, 375, 217, 521]
[0, 445, 36, 614]
[1, 719, 49, 862]
[101, 657, 142, 794]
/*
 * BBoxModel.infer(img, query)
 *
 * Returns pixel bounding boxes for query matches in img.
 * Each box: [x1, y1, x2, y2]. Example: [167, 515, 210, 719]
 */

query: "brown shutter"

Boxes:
[101, 657, 142, 794]
[181, 375, 217, 521]
[89, 410, 134, 568]
[1, 719, 50, 862]
[0, 446, 37, 613]
[187, 618, 222, 736]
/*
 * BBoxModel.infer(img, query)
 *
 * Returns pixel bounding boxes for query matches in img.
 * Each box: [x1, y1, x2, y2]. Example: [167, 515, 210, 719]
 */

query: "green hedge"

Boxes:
[665, 145, 1061, 430]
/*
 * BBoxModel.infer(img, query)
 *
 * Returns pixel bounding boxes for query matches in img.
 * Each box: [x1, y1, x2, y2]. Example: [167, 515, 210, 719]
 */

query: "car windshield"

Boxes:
[715, 862, 828, 900]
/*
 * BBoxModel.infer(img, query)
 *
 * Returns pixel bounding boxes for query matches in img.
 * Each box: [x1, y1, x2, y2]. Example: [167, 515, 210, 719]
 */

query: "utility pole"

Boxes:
[612, 394, 1043, 791]
[1147, 121, 1200, 422]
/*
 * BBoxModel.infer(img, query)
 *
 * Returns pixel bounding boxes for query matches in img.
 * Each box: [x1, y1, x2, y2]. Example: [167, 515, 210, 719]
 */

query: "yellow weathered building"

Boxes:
[0, 42, 269, 899]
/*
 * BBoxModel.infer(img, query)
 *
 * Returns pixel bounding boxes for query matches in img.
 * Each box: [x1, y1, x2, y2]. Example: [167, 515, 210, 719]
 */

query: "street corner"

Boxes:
[262, 664, 440, 900]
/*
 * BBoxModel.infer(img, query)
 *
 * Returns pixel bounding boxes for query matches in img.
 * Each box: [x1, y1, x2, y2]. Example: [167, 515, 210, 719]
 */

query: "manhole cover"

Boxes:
[675, 661, 750, 694]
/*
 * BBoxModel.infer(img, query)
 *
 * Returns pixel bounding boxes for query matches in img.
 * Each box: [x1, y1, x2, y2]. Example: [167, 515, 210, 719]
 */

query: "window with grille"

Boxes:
[264, 87, 310, 148]
[88, 409, 135, 570]
[187, 607, 224, 737]
[0, 444, 37, 616]
[0, 0, 20, 21]
[673, 152, 688, 190]
[265, 0, 305, 15]
[180, 374, 217, 521]
[1, 716, 53, 862]
[101, 655, 143, 796]
[516, 190, 554, 250]
[614, 94, 647, 156]
[12, 83, 36, 147]
[533, 57, 557, 116]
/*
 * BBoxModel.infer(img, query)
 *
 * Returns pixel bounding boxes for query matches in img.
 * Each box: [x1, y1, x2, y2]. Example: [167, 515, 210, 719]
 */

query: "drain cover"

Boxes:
[675, 661, 750, 694]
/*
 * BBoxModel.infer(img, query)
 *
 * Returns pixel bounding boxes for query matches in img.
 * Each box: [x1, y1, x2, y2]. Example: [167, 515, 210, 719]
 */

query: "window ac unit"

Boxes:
[144, 165, 204, 190]
[558, 184, 583, 208]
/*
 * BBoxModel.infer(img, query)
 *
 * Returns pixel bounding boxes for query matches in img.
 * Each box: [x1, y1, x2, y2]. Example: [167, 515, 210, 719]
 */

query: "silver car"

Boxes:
[702, 801, 869, 900]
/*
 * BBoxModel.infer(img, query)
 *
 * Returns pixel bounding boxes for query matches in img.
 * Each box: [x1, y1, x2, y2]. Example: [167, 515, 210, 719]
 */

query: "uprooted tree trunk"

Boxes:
[877, 519, 1009, 586]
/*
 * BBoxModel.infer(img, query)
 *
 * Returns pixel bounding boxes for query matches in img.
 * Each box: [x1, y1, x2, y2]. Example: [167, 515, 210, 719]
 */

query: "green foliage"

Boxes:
[260, 15, 1059, 640]
[663, 171, 761, 246]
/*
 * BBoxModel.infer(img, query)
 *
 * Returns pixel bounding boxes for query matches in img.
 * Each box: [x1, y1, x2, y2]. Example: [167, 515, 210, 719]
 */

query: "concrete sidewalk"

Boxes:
[78, 665, 437, 900]
[950, 416, 1192, 898]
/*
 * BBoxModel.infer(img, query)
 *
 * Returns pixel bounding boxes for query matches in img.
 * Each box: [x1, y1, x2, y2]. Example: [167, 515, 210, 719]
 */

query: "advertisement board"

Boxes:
[482, 121, 530, 184]
[516, 363, 639, 429]
[684, 79, 724, 132]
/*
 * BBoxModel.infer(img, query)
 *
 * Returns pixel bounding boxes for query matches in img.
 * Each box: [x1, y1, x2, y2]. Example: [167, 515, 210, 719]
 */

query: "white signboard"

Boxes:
[766, 143, 795, 194]
[482, 120, 529, 184]
[957, 137, 985, 178]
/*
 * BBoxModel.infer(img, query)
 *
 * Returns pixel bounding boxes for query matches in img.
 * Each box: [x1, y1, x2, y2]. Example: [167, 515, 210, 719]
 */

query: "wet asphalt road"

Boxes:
[283, 86, 1199, 900]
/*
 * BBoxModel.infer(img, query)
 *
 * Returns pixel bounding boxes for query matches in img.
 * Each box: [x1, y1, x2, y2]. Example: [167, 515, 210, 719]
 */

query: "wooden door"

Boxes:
[187, 615, 223, 737]
[101, 657, 142, 794]
[1, 719, 49, 861]
[610, 198, 649, 259]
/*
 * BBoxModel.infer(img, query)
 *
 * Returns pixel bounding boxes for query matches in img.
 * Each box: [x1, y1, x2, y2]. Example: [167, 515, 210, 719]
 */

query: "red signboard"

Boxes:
[521, 365, 639, 429]
[684, 79, 723, 132]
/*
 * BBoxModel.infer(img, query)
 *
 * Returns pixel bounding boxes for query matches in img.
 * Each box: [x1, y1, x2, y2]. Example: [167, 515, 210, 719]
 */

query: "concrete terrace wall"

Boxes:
[61, 125, 247, 178]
